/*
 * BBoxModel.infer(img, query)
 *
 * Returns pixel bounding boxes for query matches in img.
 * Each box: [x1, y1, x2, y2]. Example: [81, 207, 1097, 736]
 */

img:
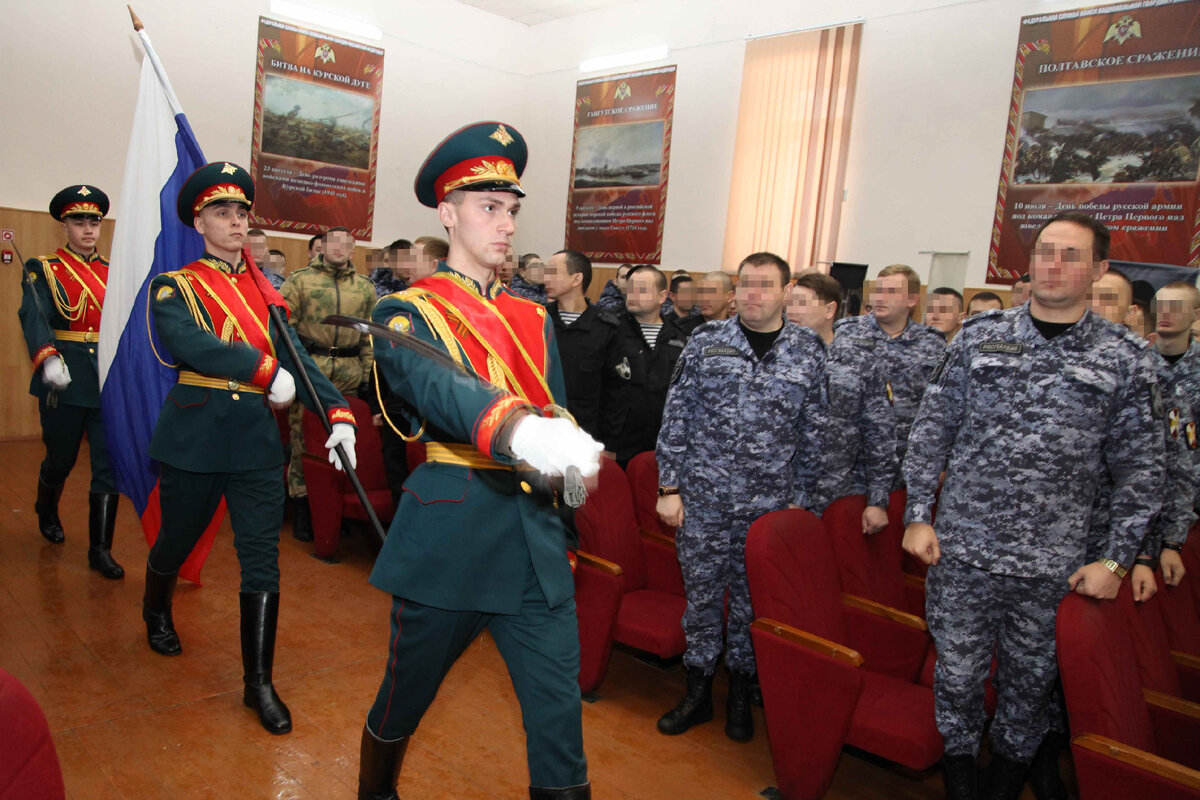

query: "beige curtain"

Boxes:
[722, 23, 863, 272]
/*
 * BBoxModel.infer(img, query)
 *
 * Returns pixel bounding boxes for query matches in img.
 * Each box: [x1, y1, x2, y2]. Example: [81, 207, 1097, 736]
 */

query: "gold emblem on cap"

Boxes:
[221, 162, 237, 175]
[490, 125, 515, 147]
[77, 186, 91, 196]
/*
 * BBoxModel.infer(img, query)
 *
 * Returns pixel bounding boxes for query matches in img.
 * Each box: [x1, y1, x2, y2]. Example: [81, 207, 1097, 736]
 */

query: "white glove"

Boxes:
[509, 416, 603, 478]
[42, 355, 71, 390]
[268, 368, 296, 406]
[325, 423, 357, 471]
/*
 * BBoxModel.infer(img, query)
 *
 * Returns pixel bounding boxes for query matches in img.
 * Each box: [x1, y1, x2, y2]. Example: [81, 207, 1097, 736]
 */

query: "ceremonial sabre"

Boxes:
[322, 314, 589, 508]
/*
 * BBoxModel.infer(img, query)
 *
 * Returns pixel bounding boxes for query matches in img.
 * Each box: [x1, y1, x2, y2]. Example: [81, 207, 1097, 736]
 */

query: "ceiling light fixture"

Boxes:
[269, 0, 383, 41]
[579, 45, 669, 73]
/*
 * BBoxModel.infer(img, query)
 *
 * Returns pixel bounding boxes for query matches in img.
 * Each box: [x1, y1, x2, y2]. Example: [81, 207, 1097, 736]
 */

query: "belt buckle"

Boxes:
[329, 347, 340, 358]
[227, 379, 240, 391]
[83, 331, 96, 343]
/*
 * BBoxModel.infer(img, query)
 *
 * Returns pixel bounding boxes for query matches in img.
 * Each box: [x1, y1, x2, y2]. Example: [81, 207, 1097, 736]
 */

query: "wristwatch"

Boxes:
[657, 486, 680, 497]
[1098, 557, 1128, 579]
[1162, 541, 1183, 553]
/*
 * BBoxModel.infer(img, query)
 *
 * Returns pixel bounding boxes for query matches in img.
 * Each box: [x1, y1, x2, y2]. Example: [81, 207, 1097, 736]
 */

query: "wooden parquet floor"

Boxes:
[0, 439, 954, 799]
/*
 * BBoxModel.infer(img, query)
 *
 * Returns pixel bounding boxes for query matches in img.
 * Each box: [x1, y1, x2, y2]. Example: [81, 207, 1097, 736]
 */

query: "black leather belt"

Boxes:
[306, 344, 361, 358]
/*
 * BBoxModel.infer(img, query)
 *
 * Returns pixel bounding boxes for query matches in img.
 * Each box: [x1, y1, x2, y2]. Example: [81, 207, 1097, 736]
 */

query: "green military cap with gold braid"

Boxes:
[176, 161, 255, 227]
[414, 122, 527, 208]
[50, 185, 109, 221]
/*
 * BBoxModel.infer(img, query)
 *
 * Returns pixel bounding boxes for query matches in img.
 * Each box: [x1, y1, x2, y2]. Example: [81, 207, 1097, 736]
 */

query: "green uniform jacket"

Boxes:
[19, 253, 106, 408]
[148, 256, 353, 473]
[369, 268, 573, 615]
[280, 258, 376, 391]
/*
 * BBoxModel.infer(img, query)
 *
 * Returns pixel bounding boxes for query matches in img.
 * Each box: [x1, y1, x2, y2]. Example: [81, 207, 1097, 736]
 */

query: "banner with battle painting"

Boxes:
[565, 66, 676, 263]
[988, 0, 1200, 283]
[249, 17, 384, 238]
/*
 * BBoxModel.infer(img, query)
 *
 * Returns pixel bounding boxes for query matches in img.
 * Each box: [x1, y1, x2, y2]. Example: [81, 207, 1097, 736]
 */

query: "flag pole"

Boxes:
[127, 6, 185, 116]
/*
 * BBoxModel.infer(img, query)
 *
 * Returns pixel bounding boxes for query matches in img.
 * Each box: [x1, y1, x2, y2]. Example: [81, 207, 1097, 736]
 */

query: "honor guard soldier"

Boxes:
[358, 122, 602, 800]
[141, 162, 357, 735]
[19, 185, 124, 578]
[655, 252, 828, 743]
[832, 264, 945, 483]
[902, 213, 1164, 800]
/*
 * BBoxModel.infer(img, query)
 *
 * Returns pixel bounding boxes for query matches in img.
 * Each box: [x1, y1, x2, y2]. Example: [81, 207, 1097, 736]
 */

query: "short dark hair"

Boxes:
[627, 264, 667, 293]
[931, 287, 964, 309]
[669, 274, 695, 293]
[1104, 266, 1133, 288]
[307, 234, 321, 251]
[617, 263, 633, 277]
[414, 235, 449, 260]
[555, 249, 592, 291]
[268, 248, 285, 257]
[967, 291, 1004, 313]
[1034, 212, 1111, 262]
[388, 238, 413, 253]
[324, 226, 352, 241]
[247, 228, 266, 238]
[738, 252, 790, 284]
[1017, 273, 1031, 284]
[519, 253, 541, 271]
[793, 271, 844, 316]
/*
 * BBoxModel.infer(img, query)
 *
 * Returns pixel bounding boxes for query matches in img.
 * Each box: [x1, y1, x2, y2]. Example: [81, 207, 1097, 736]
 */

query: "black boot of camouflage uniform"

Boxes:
[529, 783, 591, 799]
[982, 753, 1030, 800]
[36, 475, 66, 543]
[1028, 731, 1068, 800]
[943, 754, 979, 800]
[87, 493, 124, 579]
[657, 666, 713, 735]
[725, 670, 754, 742]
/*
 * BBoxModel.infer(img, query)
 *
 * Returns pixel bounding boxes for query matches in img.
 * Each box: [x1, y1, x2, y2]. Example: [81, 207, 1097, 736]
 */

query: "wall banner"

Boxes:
[565, 66, 676, 263]
[988, 0, 1200, 283]
[250, 17, 384, 238]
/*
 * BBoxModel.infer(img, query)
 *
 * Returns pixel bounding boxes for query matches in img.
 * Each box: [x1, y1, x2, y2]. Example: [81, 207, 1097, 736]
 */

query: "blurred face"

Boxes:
[246, 233, 269, 267]
[63, 216, 102, 254]
[543, 253, 580, 300]
[697, 274, 733, 320]
[736, 263, 788, 330]
[1125, 304, 1150, 337]
[1156, 288, 1198, 337]
[1089, 272, 1132, 325]
[323, 230, 355, 267]
[967, 297, 1003, 317]
[268, 251, 287, 273]
[498, 249, 517, 283]
[439, 192, 519, 277]
[671, 280, 697, 314]
[786, 285, 833, 330]
[871, 273, 917, 326]
[1030, 221, 1105, 310]
[194, 202, 249, 261]
[411, 244, 438, 280]
[625, 270, 666, 317]
[924, 294, 963, 335]
[1010, 281, 1031, 306]
[308, 238, 324, 259]
[615, 265, 632, 295]
[524, 258, 546, 285]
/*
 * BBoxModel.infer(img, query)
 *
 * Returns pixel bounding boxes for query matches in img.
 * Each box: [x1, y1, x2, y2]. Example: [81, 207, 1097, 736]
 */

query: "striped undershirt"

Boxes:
[559, 311, 583, 326]
[639, 322, 663, 348]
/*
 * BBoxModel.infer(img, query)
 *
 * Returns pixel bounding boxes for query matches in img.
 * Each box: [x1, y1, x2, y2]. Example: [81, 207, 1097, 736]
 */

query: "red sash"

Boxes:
[51, 248, 108, 330]
[177, 257, 276, 355]
[418, 274, 553, 408]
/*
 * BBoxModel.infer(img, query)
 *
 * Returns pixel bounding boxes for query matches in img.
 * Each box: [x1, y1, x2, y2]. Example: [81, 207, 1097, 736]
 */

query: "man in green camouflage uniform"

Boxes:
[280, 226, 376, 540]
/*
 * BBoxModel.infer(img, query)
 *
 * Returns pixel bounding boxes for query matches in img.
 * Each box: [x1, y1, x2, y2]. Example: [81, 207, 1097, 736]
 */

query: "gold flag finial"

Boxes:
[128, 5, 144, 32]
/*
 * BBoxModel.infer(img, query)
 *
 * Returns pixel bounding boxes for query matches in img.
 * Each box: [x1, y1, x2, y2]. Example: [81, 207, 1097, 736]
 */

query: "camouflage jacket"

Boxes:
[508, 273, 547, 305]
[816, 339, 898, 510]
[657, 318, 828, 516]
[280, 257, 376, 392]
[595, 280, 624, 312]
[831, 313, 945, 478]
[904, 306, 1164, 578]
[1165, 338, 1200, 514]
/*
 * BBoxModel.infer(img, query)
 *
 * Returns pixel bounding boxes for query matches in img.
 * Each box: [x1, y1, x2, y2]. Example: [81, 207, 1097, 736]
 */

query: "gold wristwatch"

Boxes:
[1098, 558, 1128, 579]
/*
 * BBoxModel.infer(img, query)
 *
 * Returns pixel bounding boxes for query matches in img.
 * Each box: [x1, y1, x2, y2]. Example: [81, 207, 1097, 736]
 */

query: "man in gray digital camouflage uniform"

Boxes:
[655, 251, 827, 743]
[903, 212, 1165, 800]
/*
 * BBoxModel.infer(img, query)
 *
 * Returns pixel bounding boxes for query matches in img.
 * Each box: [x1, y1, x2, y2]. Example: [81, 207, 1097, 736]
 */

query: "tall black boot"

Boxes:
[1028, 731, 1068, 800]
[240, 592, 292, 735]
[292, 496, 313, 542]
[142, 564, 182, 656]
[530, 783, 591, 799]
[944, 754, 979, 800]
[725, 670, 754, 742]
[982, 754, 1031, 800]
[357, 726, 408, 800]
[657, 666, 714, 735]
[35, 476, 66, 543]
[87, 493, 124, 579]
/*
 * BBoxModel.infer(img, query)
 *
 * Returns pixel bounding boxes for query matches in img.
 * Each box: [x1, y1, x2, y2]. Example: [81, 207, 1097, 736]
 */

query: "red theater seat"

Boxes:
[0, 668, 64, 800]
[1057, 592, 1200, 799]
[625, 451, 676, 539]
[572, 457, 687, 691]
[301, 396, 396, 559]
[746, 509, 942, 800]
[1122, 578, 1200, 704]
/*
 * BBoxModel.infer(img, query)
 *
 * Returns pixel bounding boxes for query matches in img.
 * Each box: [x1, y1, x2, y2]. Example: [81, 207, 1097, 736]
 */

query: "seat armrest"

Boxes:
[1144, 688, 1200, 771]
[1173, 652, 1200, 671]
[575, 551, 623, 576]
[1072, 733, 1200, 792]
[843, 593, 928, 631]
[640, 528, 676, 548]
[751, 618, 863, 667]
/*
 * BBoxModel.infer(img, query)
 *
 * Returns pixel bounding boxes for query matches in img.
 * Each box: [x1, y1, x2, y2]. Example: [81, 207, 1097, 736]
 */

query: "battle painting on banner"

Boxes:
[566, 66, 676, 263]
[250, 17, 384, 238]
[988, 0, 1200, 283]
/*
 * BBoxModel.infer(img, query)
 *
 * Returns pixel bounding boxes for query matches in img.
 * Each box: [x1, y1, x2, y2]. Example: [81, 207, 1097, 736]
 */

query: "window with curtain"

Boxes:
[722, 23, 863, 272]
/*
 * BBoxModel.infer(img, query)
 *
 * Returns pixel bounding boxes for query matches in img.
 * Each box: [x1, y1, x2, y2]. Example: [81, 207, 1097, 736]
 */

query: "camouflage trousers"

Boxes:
[925, 556, 1066, 762]
[676, 510, 760, 675]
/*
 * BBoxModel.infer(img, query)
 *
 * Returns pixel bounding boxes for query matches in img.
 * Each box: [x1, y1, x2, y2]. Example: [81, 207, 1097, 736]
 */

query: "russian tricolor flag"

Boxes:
[99, 38, 222, 583]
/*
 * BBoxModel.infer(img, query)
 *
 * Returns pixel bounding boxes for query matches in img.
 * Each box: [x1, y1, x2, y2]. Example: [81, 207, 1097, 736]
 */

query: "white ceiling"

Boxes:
[450, 0, 634, 26]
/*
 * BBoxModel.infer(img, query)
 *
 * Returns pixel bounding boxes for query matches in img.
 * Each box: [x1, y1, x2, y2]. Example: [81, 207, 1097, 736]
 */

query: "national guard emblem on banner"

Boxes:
[315, 42, 336, 64]
[1104, 15, 1141, 45]
[614, 81, 632, 101]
